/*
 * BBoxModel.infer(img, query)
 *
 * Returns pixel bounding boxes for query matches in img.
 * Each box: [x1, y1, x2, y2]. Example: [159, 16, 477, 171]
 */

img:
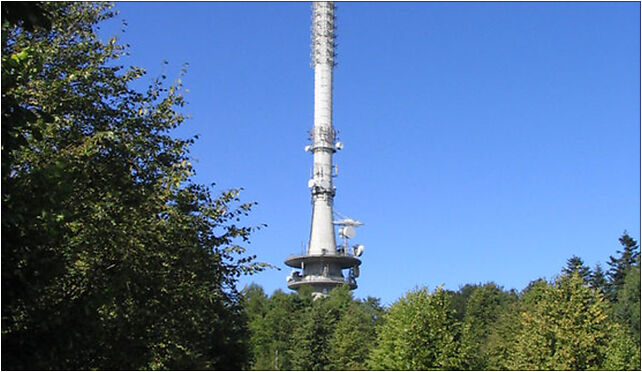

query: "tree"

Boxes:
[508, 274, 613, 370]
[328, 298, 383, 370]
[562, 255, 591, 282]
[484, 299, 522, 370]
[242, 284, 271, 369]
[606, 232, 640, 300]
[1, 2, 52, 32]
[589, 263, 608, 295]
[244, 285, 382, 371]
[243, 283, 269, 322]
[611, 257, 641, 345]
[459, 283, 517, 370]
[245, 288, 309, 370]
[291, 285, 352, 370]
[602, 322, 641, 371]
[447, 283, 479, 322]
[2, 3, 264, 369]
[368, 287, 462, 370]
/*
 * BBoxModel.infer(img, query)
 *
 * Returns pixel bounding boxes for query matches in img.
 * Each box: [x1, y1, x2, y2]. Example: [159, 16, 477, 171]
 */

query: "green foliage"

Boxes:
[291, 285, 353, 370]
[244, 285, 382, 371]
[1, 2, 51, 34]
[484, 300, 522, 370]
[562, 255, 591, 282]
[602, 322, 641, 371]
[2, 2, 264, 369]
[589, 263, 608, 295]
[447, 283, 479, 322]
[244, 288, 308, 370]
[244, 238, 639, 371]
[508, 274, 613, 370]
[606, 232, 640, 301]
[368, 286, 462, 370]
[460, 283, 517, 370]
[612, 257, 641, 345]
[329, 297, 383, 370]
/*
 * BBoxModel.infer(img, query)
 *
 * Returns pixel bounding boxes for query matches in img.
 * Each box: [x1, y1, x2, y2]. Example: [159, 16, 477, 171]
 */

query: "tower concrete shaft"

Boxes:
[309, 0, 337, 257]
[285, 1, 360, 297]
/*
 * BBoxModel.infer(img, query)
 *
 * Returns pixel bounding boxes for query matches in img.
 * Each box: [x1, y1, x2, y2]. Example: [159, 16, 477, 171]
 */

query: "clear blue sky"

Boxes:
[100, 2, 640, 305]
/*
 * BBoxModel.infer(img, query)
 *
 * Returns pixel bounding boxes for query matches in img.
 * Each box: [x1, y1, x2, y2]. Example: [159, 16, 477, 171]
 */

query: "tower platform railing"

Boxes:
[286, 273, 357, 290]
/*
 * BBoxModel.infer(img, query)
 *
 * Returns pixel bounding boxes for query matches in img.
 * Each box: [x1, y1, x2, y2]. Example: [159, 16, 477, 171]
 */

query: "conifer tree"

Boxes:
[611, 257, 641, 346]
[606, 232, 640, 300]
[589, 263, 608, 295]
[562, 255, 591, 282]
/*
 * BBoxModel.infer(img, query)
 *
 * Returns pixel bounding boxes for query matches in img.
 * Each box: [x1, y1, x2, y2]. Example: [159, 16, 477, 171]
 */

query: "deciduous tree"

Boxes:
[460, 283, 517, 370]
[291, 285, 352, 370]
[329, 298, 382, 370]
[368, 286, 462, 370]
[508, 274, 613, 370]
[2, 3, 264, 369]
[245, 287, 309, 370]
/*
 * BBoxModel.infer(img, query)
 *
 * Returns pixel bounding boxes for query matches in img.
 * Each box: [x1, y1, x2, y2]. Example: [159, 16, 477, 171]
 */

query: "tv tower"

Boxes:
[285, 1, 364, 297]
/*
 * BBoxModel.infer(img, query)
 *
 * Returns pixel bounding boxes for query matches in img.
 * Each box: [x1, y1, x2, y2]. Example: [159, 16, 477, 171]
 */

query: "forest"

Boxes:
[2, 2, 640, 370]
[241, 235, 641, 370]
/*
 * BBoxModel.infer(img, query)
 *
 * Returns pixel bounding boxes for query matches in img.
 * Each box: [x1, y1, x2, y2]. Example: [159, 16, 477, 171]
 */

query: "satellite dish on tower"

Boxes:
[339, 225, 355, 239]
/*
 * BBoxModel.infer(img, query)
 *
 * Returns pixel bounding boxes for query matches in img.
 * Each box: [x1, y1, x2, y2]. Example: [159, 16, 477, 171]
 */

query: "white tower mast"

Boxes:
[285, 1, 363, 297]
[309, 0, 337, 257]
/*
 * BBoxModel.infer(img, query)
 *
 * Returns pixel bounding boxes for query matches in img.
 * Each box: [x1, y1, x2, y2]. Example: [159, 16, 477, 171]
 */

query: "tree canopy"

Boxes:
[2, 2, 265, 369]
[607, 232, 640, 300]
[242, 233, 640, 371]
[367, 286, 463, 370]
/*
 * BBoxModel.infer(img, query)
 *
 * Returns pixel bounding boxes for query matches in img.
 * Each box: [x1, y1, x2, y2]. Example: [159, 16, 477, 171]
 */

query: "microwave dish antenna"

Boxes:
[339, 225, 355, 239]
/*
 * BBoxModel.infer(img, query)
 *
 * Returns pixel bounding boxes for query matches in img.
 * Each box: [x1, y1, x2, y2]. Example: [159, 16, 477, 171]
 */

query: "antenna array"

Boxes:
[311, 2, 337, 67]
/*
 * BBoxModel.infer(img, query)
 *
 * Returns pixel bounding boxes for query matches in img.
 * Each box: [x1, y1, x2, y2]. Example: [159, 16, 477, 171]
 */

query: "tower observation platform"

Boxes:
[285, 2, 364, 297]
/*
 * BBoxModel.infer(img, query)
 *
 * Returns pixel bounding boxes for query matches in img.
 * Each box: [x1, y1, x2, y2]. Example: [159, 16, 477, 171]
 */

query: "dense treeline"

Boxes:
[3, 3, 640, 370]
[243, 233, 641, 370]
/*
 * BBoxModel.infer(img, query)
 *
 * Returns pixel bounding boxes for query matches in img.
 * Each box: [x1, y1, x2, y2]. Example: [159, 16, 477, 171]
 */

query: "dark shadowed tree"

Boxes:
[589, 263, 608, 295]
[606, 232, 640, 301]
[2, 2, 265, 369]
[447, 283, 478, 322]
[562, 255, 591, 282]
